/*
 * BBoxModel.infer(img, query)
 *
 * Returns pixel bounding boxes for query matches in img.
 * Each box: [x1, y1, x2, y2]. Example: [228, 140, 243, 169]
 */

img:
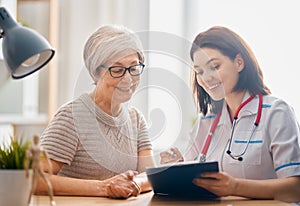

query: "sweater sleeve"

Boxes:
[132, 108, 152, 152]
[40, 103, 79, 165]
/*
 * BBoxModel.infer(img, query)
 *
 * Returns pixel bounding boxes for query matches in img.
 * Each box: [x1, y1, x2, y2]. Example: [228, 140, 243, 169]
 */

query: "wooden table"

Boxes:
[31, 191, 292, 206]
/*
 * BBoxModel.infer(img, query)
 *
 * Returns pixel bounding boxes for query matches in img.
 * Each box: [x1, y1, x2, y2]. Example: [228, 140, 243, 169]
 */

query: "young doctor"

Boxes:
[160, 26, 300, 203]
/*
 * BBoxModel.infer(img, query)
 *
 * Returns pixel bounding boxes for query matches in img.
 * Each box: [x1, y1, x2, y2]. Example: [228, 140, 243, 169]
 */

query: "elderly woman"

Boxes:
[37, 25, 155, 199]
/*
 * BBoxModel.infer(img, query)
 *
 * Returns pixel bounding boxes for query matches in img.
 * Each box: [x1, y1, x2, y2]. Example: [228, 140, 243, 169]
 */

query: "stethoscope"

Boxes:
[197, 93, 263, 163]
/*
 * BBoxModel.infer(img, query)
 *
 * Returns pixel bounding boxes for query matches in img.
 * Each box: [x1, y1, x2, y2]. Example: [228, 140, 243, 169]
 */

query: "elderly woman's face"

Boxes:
[97, 52, 141, 105]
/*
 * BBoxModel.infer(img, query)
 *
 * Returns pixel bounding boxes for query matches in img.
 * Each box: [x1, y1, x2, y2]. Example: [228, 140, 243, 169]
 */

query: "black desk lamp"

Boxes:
[0, 6, 55, 79]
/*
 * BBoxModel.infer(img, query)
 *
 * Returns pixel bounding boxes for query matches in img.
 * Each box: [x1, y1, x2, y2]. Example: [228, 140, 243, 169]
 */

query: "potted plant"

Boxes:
[0, 136, 32, 206]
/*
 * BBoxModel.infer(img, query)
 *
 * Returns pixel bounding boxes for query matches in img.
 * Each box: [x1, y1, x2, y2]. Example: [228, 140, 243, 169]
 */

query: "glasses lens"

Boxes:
[110, 66, 125, 77]
[130, 64, 144, 76]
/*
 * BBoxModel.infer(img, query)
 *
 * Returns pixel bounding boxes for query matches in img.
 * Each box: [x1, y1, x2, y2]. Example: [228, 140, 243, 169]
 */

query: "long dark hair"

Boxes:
[190, 26, 271, 115]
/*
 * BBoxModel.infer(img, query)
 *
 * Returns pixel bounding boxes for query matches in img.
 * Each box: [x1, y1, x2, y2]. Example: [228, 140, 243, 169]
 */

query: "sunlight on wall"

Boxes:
[147, 0, 300, 155]
[0, 124, 13, 149]
[188, 0, 300, 120]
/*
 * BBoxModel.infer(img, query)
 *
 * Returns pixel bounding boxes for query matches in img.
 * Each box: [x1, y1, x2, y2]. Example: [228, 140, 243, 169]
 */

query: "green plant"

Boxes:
[0, 136, 31, 169]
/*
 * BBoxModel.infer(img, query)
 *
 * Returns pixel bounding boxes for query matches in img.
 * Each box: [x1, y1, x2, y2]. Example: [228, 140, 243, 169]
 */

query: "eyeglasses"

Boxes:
[100, 63, 145, 78]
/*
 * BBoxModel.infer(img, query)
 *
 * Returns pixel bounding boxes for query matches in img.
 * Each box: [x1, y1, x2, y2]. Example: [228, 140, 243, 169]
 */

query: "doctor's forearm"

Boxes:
[234, 176, 300, 203]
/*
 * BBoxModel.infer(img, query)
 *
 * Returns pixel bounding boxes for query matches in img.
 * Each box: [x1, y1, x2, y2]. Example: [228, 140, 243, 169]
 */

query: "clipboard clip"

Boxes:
[195, 153, 206, 163]
[200, 154, 206, 163]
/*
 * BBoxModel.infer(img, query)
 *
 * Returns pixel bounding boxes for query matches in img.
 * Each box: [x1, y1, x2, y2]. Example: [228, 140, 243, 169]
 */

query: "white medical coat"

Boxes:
[184, 92, 300, 180]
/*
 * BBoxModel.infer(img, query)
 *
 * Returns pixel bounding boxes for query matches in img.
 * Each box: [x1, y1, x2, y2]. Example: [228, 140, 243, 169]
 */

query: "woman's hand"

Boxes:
[160, 147, 183, 164]
[193, 171, 238, 197]
[106, 170, 141, 199]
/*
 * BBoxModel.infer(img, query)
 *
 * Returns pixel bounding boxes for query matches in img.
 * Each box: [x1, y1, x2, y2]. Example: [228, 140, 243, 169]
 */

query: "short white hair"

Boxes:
[83, 25, 144, 82]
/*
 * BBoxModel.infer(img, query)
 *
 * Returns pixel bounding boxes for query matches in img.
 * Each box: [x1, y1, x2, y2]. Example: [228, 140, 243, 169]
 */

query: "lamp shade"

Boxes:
[0, 7, 55, 79]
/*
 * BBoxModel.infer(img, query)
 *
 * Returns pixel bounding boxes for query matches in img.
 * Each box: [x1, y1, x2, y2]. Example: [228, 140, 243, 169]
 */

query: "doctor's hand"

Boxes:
[193, 171, 238, 197]
[105, 170, 141, 199]
[160, 147, 183, 164]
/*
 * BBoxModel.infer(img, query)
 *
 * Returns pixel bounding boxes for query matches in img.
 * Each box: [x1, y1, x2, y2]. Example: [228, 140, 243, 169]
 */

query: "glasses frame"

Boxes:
[100, 63, 145, 78]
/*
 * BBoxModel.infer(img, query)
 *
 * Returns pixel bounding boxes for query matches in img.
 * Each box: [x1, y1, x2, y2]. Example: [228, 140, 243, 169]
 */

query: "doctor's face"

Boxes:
[192, 47, 243, 101]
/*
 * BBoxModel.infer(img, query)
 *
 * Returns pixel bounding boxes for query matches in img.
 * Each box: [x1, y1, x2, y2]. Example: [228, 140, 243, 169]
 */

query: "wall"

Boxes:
[187, 0, 300, 120]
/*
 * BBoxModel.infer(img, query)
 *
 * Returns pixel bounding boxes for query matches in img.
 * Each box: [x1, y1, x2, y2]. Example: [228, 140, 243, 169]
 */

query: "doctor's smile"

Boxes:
[207, 82, 222, 91]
